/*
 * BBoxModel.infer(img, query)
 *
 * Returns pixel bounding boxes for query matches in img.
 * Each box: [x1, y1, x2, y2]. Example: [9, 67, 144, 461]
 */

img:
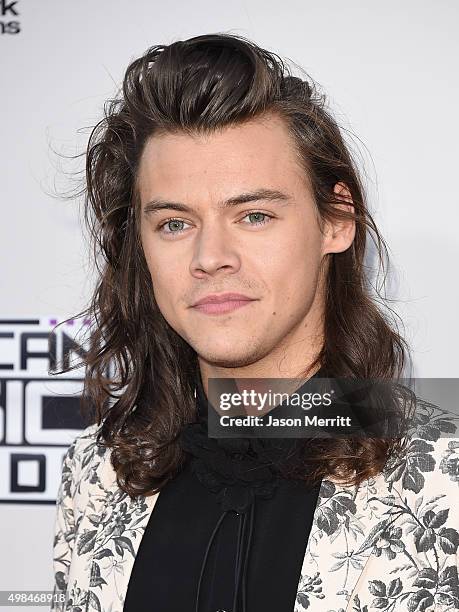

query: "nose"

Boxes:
[190, 222, 241, 277]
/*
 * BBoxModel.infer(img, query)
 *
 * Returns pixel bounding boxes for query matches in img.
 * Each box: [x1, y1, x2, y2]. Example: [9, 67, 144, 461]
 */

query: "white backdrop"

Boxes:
[1, 0, 458, 598]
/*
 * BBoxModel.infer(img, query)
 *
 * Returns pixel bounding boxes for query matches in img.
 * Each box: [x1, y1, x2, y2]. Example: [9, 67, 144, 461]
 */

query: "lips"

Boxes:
[192, 292, 255, 307]
[190, 293, 257, 315]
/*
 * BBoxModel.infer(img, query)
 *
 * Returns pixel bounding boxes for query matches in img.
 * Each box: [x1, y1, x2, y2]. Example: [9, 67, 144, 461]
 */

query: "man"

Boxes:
[51, 33, 459, 611]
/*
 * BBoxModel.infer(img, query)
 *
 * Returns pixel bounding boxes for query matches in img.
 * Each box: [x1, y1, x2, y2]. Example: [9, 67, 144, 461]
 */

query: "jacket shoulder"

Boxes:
[66, 422, 104, 474]
[62, 422, 115, 516]
[72, 421, 103, 450]
[382, 399, 459, 497]
[62, 422, 103, 461]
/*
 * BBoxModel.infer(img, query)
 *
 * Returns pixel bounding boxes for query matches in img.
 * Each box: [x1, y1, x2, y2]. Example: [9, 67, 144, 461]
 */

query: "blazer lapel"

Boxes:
[81, 449, 160, 612]
[89, 492, 159, 611]
[295, 469, 397, 611]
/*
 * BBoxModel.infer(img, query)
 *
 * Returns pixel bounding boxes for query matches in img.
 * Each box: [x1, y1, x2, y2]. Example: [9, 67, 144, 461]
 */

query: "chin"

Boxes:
[195, 344, 262, 369]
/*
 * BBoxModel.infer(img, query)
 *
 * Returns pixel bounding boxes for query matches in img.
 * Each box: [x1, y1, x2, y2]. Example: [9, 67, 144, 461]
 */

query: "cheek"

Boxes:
[141, 242, 172, 301]
[264, 234, 322, 308]
[265, 229, 321, 280]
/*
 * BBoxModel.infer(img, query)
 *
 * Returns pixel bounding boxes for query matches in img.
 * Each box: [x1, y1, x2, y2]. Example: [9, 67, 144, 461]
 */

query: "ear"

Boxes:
[321, 182, 356, 256]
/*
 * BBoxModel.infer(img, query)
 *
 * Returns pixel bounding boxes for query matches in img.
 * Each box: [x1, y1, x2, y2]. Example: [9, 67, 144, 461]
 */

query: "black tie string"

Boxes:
[241, 499, 255, 611]
[193, 492, 256, 612]
[194, 508, 231, 612]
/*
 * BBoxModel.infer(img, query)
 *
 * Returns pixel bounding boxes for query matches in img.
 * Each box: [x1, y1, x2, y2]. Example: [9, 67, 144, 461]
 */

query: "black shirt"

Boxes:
[124, 370, 323, 612]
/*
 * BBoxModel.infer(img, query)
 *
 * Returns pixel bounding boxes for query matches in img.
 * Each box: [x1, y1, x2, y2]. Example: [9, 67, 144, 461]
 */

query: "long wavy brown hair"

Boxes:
[52, 32, 414, 498]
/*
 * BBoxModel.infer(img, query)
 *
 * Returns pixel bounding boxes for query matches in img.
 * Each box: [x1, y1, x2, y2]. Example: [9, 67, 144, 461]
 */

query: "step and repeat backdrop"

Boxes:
[1, 0, 458, 603]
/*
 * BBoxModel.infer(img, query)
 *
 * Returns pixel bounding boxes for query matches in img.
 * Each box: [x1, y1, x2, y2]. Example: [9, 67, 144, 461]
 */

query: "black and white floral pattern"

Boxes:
[296, 400, 459, 612]
[51, 400, 459, 612]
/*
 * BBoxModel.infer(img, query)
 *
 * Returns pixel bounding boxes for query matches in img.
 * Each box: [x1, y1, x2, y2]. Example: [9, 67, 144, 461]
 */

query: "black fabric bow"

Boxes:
[179, 421, 284, 513]
[177, 368, 313, 514]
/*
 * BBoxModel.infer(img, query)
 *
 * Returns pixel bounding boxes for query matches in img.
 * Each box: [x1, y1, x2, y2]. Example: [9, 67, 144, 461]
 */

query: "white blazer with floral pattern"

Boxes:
[51, 401, 459, 612]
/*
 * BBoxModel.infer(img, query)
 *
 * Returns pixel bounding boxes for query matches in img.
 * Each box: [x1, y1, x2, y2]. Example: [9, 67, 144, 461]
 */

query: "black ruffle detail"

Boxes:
[178, 366, 325, 515]
[179, 421, 283, 513]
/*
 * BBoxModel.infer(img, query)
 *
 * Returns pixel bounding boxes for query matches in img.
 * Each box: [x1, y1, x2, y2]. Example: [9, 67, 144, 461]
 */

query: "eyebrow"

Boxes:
[142, 188, 292, 215]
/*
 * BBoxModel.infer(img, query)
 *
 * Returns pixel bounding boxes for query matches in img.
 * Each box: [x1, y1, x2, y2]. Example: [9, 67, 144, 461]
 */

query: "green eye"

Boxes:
[166, 220, 185, 232]
[242, 212, 273, 226]
[157, 218, 190, 235]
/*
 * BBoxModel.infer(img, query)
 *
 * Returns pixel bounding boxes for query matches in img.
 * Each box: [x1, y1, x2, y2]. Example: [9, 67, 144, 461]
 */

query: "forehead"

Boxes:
[136, 113, 308, 198]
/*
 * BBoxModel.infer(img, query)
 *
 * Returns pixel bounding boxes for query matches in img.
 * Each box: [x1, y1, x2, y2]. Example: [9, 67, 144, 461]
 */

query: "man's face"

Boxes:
[137, 114, 332, 374]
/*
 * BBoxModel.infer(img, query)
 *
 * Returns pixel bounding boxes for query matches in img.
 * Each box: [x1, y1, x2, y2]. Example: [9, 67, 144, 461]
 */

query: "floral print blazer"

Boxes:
[51, 400, 459, 612]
